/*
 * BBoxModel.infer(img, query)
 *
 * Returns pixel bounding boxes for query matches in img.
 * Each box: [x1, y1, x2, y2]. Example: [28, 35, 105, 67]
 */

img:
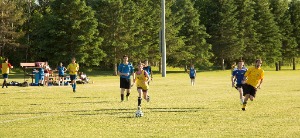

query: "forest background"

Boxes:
[1, 0, 300, 74]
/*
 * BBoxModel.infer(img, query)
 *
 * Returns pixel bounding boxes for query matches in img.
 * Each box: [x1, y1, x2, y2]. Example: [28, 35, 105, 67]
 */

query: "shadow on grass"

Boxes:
[0, 111, 52, 115]
[147, 107, 207, 113]
[58, 101, 111, 105]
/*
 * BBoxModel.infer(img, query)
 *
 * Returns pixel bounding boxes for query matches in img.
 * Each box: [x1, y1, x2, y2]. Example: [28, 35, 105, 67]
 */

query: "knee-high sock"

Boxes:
[138, 97, 142, 106]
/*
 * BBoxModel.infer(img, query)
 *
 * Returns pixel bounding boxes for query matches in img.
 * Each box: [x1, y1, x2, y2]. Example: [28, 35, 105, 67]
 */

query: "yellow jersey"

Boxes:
[244, 67, 264, 88]
[135, 70, 149, 90]
[67, 63, 79, 75]
[1, 63, 12, 74]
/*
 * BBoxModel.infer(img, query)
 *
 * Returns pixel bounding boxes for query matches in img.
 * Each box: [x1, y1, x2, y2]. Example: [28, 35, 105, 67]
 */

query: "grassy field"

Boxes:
[0, 69, 300, 138]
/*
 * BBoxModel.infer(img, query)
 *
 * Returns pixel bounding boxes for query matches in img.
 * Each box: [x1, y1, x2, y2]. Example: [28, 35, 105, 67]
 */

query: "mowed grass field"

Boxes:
[0, 69, 300, 138]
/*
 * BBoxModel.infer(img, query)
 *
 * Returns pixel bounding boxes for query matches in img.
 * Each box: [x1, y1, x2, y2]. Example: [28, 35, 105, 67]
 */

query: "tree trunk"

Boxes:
[222, 58, 225, 70]
[293, 57, 296, 70]
[279, 61, 281, 70]
[113, 48, 118, 76]
[159, 58, 162, 74]
[275, 62, 279, 71]
[113, 62, 118, 76]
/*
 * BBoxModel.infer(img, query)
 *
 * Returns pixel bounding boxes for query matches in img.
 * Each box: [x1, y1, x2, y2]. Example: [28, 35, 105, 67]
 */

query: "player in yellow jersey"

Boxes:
[133, 63, 150, 112]
[241, 59, 264, 111]
[67, 58, 79, 92]
[0, 58, 13, 88]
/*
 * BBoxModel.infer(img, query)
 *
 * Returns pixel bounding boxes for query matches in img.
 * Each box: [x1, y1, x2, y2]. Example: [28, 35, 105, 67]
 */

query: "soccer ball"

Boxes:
[135, 110, 144, 117]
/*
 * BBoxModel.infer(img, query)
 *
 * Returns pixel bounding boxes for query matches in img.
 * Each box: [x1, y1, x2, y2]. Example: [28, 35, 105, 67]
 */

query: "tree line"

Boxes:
[1, 0, 300, 73]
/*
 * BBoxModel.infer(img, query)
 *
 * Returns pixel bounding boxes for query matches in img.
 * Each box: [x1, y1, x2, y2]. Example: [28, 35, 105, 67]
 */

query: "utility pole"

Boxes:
[161, 0, 166, 77]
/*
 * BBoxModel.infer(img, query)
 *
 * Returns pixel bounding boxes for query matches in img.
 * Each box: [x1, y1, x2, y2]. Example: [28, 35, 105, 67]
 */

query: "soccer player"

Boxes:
[118, 55, 134, 102]
[241, 59, 264, 111]
[67, 58, 79, 92]
[38, 63, 45, 86]
[43, 62, 51, 86]
[143, 60, 153, 85]
[231, 60, 247, 104]
[133, 62, 150, 111]
[187, 64, 196, 86]
[0, 58, 13, 88]
[57, 62, 67, 86]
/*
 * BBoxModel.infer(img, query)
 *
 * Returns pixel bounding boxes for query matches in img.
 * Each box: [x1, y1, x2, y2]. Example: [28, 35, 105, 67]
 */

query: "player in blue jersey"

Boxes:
[38, 63, 45, 86]
[187, 64, 196, 86]
[118, 55, 135, 102]
[231, 60, 247, 104]
[143, 60, 153, 85]
[57, 62, 67, 86]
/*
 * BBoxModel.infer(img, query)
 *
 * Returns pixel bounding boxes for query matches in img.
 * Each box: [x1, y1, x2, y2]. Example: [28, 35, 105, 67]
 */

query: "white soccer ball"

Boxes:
[135, 110, 144, 117]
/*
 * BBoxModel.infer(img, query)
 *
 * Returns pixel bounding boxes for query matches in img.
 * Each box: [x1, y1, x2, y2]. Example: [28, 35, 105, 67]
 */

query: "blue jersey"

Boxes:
[39, 68, 44, 76]
[232, 68, 247, 84]
[118, 63, 134, 79]
[57, 66, 66, 75]
[190, 68, 196, 77]
[143, 66, 152, 76]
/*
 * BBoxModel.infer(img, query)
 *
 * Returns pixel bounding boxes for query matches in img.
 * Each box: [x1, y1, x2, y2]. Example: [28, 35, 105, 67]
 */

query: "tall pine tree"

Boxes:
[289, 0, 300, 68]
[29, 0, 105, 66]
[253, 0, 281, 65]
[174, 0, 212, 68]
[206, 0, 241, 69]
[235, 0, 260, 63]
[270, 0, 297, 69]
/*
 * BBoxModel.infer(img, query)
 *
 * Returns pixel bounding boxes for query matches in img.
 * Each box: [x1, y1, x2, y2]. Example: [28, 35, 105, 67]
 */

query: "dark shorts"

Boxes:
[236, 84, 243, 88]
[190, 76, 195, 79]
[120, 78, 131, 89]
[59, 74, 64, 77]
[242, 84, 257, 97]
[70, 75, 77, 81]
[2, 74, 8, 79]
[137, 87, 147, 92]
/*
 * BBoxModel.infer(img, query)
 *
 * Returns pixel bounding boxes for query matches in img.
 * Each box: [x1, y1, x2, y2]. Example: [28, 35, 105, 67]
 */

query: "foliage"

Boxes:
[28, 0, 106, 66]
[1, 0, 300, 70]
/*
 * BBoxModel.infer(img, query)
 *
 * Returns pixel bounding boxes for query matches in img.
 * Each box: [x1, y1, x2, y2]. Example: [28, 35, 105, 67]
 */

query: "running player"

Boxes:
[0, 58, 13, 88]
[67, 58, 79, 92]
[118, 55, 134, 101]
[187, 64, 196, 86]
[57, 62, 67, 86]
[241, 59, 264, 111]
[231, 60, 247, 104]
[133, 62, 150, 112]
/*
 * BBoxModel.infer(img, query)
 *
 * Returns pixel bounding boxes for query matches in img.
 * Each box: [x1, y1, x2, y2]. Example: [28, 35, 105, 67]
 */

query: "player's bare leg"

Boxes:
[238, 88, 244, 104]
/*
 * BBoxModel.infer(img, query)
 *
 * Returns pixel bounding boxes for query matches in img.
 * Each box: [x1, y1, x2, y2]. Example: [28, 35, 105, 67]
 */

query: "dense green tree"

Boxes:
[0, 0, 26, 64]
[269, 0, 298, 69]
[165, 0, 185, 67]
[29, 0, 105, 66]
[235, 0, 260, 63]
[204, 0, 241, 69]
[174, 0, 212, 68]
[252, 0, 281, 64]
[88, 0, 147, 74]
[289, 0, 300, 69]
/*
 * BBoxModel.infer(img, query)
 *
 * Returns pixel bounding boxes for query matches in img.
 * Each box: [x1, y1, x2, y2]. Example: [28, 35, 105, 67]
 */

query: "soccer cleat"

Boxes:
[137, 106, 141, 111]
[73, 89, 76, 93]
[242, 104, 246, 111]
[146, 95, 150, 102]
[126, 96, 129, 101]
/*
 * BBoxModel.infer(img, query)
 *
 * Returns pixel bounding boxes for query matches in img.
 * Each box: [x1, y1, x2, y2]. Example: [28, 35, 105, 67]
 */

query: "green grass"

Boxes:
[0, 70, 300, 138]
